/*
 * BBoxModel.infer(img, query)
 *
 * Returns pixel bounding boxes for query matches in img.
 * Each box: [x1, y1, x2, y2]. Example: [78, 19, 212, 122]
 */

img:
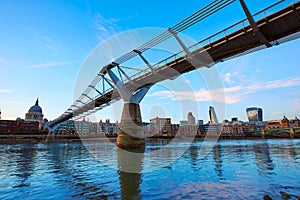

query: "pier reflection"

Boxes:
[253, 141, 274, 174]
[188, 145, 198, 165]
[13, 144, 36, 188]
[117, 148, 144, 200]
[46, 143, 119, 199]
[213, 144, 223, 179]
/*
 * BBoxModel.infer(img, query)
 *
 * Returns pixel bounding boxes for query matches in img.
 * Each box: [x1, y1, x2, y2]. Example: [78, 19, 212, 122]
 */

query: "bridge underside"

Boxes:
[76, 1, 300, 114]
[49, 1, 300, 129]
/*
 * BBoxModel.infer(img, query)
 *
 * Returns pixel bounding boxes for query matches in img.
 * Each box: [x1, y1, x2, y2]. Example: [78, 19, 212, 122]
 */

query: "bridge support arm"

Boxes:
[107, 69, 131, 102]
[168, 28, 192, 57]
[76, 100, 87, 105]
[107, 68, 152, 104]
[131, 85, 152, 104]
[168, 28, 211, 68]
[89, 85, 103, 96]
[239, 0, 272, 47]
[83, 93, 94, 101]
[118, 66, 133, 83]
[133, 49, 157, 75]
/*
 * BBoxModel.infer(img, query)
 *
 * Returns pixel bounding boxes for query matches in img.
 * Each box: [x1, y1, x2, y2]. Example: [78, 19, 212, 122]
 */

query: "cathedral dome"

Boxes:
[28, 98, 43, 113]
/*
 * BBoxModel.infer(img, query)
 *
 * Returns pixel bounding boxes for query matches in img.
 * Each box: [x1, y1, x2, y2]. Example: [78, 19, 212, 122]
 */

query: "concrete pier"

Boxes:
[290, 128, 295, 139]
[261, 129, 266, 139]
[117, 103, 145, 149]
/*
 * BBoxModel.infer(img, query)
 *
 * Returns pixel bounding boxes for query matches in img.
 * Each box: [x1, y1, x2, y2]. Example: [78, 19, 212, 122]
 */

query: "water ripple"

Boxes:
[0, 139, 299, 199]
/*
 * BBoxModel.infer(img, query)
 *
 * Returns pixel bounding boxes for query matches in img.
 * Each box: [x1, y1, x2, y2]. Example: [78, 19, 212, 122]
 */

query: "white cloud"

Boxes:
[148, 77, 300, 104]
[263, 77, 300, 89]
[33, 31, 61, 56]
[0, 89, 13, 93]
[91, 13, 132, 42]
[92, 13, 120, 41]
[224, 72, 233, 83]
[223, 72, 240, 84]
[24, 61, 76, 69]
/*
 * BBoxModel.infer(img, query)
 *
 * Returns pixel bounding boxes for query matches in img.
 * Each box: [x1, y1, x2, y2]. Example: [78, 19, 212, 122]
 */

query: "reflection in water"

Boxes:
[1, 139, 300, 199]
[213, 144, 223, 179]
[188, 145, 198, 165]
[284, 141, 297, 159]
[13, 144, 36, 188]
[119, 171, 142, 200]
[253, 141, 274, 173]
[46, 143, 119, 199]
[117, 148, 144, 200]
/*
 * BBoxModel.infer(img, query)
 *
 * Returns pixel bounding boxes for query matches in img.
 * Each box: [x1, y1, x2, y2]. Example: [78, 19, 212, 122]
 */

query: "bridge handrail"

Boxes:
[102, 0, 295, 95]
[191, 0, 287, 49]
[56, 0, 299, 123]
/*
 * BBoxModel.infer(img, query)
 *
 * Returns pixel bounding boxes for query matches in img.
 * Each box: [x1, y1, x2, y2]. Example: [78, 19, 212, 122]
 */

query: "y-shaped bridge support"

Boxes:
[239, 0, 273, 47]
[107, 68, 152, 149]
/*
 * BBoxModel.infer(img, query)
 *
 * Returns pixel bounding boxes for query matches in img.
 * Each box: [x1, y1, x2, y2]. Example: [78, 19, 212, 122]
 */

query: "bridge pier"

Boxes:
[117, 103, 145, 148]
[290, 128, 295, 139]
[107, 67, 152, 149]
[261, 128, 266, 139]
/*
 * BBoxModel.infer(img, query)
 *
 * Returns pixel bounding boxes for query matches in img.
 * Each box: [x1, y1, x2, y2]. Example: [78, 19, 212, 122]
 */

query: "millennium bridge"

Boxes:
[45, 0, 300, 148]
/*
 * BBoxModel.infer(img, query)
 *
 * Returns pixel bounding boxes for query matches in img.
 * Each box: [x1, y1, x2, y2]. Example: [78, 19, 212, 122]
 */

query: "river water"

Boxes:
[0, 139, 299, 200]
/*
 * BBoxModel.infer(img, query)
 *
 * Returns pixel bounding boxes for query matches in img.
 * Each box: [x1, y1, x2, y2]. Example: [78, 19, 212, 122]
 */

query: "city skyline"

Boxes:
[0, 97, 298, 125]
[1, 1, 300, 123]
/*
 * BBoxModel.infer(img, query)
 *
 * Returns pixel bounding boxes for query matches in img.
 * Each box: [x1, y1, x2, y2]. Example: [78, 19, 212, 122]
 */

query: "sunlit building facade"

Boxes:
[150, 117, 172, 136]
[187, 112, 196, 124]
[209, 106, 218, 124]
[246, 107, 263, 122]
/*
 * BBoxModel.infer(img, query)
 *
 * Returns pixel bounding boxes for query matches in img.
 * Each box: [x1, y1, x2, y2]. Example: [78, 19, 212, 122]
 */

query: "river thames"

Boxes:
[0, 139, 299, 199]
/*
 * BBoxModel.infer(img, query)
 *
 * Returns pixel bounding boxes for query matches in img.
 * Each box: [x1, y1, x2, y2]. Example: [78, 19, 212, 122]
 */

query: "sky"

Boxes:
[0, 0, 300, 124]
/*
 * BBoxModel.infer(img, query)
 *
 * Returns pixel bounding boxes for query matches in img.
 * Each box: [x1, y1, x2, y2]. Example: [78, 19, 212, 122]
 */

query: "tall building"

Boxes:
[25, 98, 44, 129]
[209, 106, 218, 124]
[187, 112, 196, 124]
[246, 107, 263, 122]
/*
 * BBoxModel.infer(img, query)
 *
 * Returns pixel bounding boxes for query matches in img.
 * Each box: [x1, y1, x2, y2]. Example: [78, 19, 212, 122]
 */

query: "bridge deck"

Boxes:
[93, 1, 300, 109]
[51, 1, 300, 126]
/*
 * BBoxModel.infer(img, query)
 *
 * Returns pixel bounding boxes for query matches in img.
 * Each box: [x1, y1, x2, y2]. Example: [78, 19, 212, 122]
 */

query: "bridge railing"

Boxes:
[70, 0, 298, 120]
[129, 0, 295, 82]
[95, 0, 295, 100]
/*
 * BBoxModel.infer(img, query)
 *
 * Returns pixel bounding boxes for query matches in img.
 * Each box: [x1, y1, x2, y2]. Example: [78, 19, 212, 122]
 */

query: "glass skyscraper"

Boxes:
[246, 107, 263, 122]
[209, 106, 218, 124]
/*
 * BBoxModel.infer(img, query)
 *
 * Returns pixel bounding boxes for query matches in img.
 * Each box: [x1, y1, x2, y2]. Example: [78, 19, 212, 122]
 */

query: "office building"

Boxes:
[187, 112, 196, 124]
[246, 107, 263, 122]
[209, 106, 219, 124]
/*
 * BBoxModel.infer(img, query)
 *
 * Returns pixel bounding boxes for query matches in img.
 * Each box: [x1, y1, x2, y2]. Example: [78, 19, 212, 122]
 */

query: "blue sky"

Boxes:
[0, 0, 300, 123]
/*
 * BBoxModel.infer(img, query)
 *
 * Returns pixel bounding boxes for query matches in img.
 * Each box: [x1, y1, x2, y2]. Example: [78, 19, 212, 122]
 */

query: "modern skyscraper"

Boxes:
[187, 112, 196, 124]
[209, 106, 218, 124]
[246, 107, 263, 122]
